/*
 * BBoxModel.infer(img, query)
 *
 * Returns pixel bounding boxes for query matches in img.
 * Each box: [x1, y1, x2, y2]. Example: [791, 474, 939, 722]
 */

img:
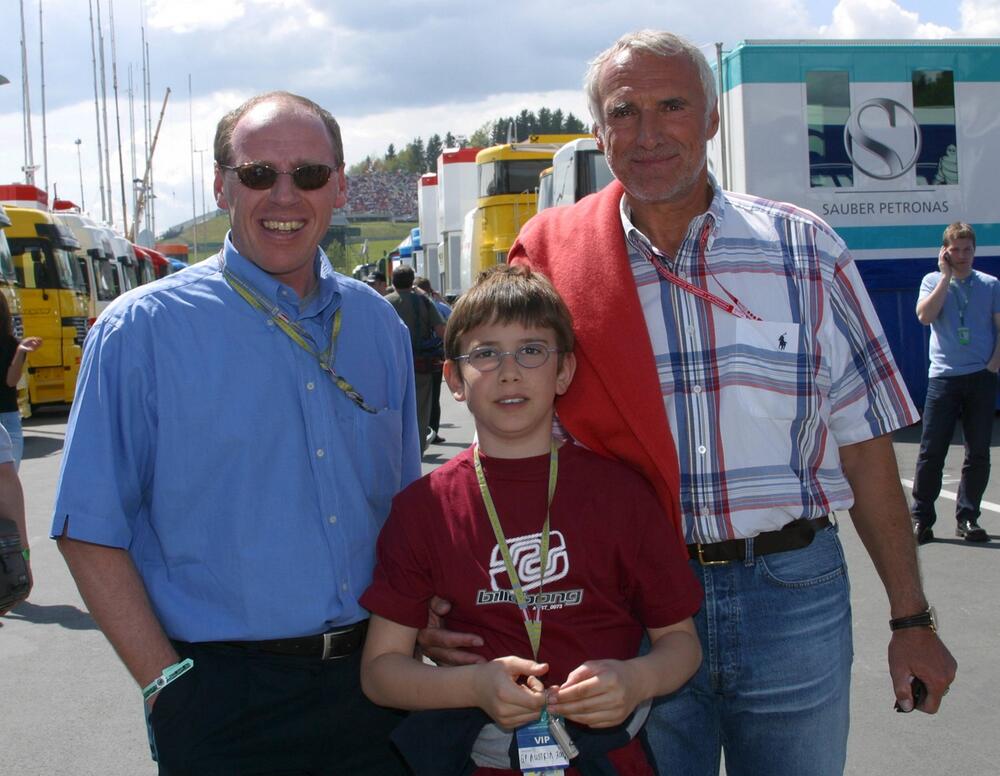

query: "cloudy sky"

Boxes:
[1, 0, 995, 237]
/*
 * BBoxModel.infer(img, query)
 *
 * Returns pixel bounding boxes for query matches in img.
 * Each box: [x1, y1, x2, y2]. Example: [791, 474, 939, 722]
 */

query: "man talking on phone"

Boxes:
[912, 222, 1000, 544]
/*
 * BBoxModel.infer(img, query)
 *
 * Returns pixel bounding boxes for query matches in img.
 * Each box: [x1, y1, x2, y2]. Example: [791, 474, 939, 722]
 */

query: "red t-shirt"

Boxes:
[362, 442, 702, 685]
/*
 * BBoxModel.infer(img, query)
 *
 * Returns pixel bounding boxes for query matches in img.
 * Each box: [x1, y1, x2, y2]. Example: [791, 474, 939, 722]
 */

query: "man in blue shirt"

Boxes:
[912, 222, 1000, 544]
[52, 92, 421, 774]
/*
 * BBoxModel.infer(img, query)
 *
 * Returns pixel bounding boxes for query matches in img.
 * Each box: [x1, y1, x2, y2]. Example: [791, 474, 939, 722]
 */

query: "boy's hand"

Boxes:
[416, 596, 486, 666]
[546, 660, 641, 728]
[473, 656, 548, 729]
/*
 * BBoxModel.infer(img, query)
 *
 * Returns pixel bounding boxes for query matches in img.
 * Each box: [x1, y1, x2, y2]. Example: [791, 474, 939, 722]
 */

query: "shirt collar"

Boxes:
[618, 172, 727, 266]
[220, 232, 340, 318]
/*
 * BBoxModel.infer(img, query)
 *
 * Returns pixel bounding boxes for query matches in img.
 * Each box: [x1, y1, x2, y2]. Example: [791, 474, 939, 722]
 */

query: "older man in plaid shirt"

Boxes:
[501, 29, 958, 776]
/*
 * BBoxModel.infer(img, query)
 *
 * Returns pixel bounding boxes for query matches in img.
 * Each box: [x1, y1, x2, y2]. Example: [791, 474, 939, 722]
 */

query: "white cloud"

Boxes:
[820, 0, 956, 37]
[146, 0, 246, 33]
[960, 0, 1000, 35]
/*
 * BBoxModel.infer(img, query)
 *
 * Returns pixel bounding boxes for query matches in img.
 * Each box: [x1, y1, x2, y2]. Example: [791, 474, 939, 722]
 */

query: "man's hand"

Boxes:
[472, 656, 547, 729]
[889, 627, 957, 714]
[937, 246, 954, 277]
[546, 660, 640, 728]
[416, 596, 486, 666]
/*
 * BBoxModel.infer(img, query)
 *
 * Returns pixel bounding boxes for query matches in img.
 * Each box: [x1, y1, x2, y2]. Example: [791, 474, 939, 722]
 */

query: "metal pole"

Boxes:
[108, 0, 128, 236]
[194, 148, 208, 220]
[88, 0, 106, 222]
[715, 42, 730, 191]
[96, 0, 113, 227]
[18, 0, 36, 186]
[39, 0, 49, 196]
[75, 139, 85, 210]
[189, 74, 198, 261]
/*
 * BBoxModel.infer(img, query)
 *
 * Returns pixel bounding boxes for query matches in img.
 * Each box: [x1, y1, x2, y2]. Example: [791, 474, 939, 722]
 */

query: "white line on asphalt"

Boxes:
[899, 478, 1000, 514]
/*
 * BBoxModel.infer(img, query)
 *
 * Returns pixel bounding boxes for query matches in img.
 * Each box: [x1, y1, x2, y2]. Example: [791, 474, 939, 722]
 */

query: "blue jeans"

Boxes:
[911, 369, 997, 526]
[644, 523, 852, 776]
[0, 411, 23, 471]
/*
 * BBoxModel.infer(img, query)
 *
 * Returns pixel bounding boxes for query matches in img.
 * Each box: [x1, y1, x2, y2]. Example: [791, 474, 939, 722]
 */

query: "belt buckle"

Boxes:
[321, 626, 352, 660]
[696, 543, 730, 566]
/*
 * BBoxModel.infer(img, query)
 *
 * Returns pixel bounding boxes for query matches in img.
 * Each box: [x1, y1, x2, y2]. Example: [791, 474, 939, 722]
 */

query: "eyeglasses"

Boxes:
[452, 342, 561, 372]
[219, 162, 333, 191]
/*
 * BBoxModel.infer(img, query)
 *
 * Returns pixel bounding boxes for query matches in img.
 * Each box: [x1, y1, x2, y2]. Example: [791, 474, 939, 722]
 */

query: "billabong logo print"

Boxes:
[489, 530, 569, 592]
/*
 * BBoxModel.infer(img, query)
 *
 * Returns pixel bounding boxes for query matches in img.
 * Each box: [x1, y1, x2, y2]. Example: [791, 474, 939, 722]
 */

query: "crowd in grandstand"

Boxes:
[346, 171, 420, 220]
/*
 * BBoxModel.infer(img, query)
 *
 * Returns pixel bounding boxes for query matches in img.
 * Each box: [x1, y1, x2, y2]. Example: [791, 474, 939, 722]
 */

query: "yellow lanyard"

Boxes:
[222, 266, 377, 414]
[473, 441, 558, 661]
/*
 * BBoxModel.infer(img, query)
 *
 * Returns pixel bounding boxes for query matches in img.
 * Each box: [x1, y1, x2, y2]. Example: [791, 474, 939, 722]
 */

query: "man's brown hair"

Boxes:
[445, 265, 574, 360]
[942, 222, 976, 248]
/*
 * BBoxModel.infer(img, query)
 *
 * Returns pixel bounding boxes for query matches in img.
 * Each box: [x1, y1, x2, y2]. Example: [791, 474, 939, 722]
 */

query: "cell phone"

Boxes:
[894, 677, 927, 713]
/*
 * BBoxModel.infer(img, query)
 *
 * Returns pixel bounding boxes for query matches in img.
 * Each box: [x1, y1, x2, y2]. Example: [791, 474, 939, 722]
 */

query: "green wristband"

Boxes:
[21, 547, 29, 562]
[141, 658, 194, 702]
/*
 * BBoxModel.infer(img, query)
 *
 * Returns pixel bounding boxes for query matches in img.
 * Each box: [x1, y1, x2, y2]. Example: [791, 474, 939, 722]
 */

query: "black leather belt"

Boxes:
[218, 620, 369, 660]
[688, 516, 831, 565]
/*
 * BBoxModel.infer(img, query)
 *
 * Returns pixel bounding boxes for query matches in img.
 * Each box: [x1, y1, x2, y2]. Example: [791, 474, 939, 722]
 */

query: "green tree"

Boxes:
[425, 134, 443, 171]
[386, 143, 396, 160]
[564, 112, 586, 133]
[444, 131, 457, 148]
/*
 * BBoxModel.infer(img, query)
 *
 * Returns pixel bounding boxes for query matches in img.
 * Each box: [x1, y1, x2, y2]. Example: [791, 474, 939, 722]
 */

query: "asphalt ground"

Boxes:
[2, 395, 998, 775]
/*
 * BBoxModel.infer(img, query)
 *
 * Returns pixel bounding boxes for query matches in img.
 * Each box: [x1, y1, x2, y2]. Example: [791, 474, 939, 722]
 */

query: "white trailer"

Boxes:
[709, 39, 1000, 404]
[435, 147, 480, 297]
[536, 137, 612, 211]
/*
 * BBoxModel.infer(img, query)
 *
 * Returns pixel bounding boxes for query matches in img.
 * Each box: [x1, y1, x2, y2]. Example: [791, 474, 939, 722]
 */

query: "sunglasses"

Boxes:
[219, 162, 334, 191]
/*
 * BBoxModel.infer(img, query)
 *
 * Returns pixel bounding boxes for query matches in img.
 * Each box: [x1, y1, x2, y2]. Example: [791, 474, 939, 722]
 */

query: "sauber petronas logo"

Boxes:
[843, 97, 922, 180]
[476, 529, 583, 609]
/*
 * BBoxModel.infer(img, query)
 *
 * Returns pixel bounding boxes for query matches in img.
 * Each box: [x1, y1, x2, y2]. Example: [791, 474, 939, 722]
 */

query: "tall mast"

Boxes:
[96, 0, 113, 227]
[39, 0, 49, 196]
[189, 74, 198, 261]
[108, 0, 128, 235]
[88, 0, 106, 220]
[18, 0, 36, 186]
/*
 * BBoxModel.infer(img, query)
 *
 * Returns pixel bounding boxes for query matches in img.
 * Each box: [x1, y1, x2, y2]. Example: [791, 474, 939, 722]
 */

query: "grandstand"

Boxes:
[346, 171, 420, 220]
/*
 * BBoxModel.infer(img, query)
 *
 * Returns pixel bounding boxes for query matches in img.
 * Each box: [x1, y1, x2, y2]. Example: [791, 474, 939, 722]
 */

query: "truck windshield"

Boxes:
[0, 232, 17, 285]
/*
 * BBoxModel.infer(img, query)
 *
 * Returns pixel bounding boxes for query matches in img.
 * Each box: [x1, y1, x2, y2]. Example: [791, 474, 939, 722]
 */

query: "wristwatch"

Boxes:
[889, 606, 937, 633]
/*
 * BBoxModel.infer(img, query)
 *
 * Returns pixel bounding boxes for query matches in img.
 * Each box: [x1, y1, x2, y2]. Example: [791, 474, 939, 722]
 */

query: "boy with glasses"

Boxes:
[360, 265, 702, 775]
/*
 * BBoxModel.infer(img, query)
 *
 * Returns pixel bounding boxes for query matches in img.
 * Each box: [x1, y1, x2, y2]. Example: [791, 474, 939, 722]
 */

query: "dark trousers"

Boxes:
[149, 641, 408, 775]
[911, 369, 997, 526]
[428, 368, 444, 436]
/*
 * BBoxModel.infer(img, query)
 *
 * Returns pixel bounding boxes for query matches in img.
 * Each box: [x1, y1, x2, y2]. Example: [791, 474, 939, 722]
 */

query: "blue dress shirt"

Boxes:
[51, 236, 421, 641]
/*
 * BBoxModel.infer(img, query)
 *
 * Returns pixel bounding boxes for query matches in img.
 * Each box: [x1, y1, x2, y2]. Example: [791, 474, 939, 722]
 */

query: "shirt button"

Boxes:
[687, 325, 695, 334]
[266, 320, 275, 328]
[316, 449, 325, 458]
[328, 515, 337, 525]
[341, 582, 348, 592]
[306, 381, 315, 391]
[693, 385, 702, 394]
[698, 445, 707, 455]
[701, 506, 711, 517]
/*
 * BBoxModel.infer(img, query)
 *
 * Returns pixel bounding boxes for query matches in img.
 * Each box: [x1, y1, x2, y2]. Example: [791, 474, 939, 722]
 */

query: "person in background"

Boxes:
[387, 265, 446, 453]
[0, 293, 41, 470]
[51, 91, 420, 775]
[0, 423, 30, 616]
[416, 275, 452, 445]
[368, 270, 388, 295]
[911, 222, 1000, 544]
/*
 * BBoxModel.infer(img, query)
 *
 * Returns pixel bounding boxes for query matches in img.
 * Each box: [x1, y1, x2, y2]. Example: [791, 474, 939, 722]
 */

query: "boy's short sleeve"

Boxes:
[360, 488, 437, 629]
[625, 478, 702, 628]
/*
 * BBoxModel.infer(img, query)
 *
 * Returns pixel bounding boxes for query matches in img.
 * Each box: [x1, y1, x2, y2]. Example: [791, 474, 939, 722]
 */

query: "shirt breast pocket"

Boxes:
[723, 318, 802, 421]
[352, 406, 404, 520]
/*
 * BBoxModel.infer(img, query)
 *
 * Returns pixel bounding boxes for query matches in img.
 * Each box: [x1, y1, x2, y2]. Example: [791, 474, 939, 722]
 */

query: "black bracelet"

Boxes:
[889, 606, 937, 632]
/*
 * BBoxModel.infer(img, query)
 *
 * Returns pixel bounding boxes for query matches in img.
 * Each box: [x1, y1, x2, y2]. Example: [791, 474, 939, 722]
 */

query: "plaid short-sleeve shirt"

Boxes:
[622, 178, 918, 543]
